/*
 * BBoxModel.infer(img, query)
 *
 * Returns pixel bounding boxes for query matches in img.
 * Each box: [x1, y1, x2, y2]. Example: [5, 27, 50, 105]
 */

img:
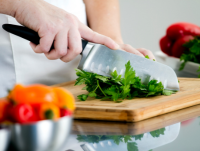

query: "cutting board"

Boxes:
[55, 78, 200, 122]
[72, 103, 200, 135]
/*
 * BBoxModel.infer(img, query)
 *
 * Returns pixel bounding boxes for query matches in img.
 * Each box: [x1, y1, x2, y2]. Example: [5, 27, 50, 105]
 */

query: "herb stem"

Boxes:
[97, 80, 107, 96]
[93, 85, 99, 92]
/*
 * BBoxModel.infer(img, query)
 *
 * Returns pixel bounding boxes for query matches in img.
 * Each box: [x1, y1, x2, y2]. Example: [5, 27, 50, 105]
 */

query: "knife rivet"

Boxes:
[98, 64, 102, 73]
[90, 62, 94, 72]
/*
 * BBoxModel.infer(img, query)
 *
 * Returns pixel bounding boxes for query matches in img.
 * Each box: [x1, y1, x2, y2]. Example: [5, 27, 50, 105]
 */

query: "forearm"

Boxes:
[0, 0, 20, 17]
[84, 0, 123, 44]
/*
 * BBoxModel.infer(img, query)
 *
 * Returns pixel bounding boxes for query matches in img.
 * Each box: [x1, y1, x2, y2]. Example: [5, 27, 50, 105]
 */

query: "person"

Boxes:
[0, 0, 155, 97]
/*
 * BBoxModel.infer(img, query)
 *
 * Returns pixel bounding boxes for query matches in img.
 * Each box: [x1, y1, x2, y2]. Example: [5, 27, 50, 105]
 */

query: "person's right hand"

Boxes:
[13, 0, 119, 62]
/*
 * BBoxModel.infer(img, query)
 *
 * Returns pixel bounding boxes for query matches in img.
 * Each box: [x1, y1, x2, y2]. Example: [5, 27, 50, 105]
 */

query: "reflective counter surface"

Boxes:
[6, 72, 200, 151]
[7, 103, 200, 151]
[66, 105, 200, 151]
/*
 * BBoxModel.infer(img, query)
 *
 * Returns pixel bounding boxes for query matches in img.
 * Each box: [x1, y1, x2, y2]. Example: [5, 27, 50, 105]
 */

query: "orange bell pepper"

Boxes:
[52, 87, 75, 111]
[38, 103, 60, 120]
[9, 84, 58, 105]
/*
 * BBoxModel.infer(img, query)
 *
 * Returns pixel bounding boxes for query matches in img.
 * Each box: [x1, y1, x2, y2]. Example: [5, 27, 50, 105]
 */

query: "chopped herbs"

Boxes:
[75, 61, 175, 102]
[145, 55, 150, 59]
[179, 36, 200, 77]
[145, 55, 155, 61]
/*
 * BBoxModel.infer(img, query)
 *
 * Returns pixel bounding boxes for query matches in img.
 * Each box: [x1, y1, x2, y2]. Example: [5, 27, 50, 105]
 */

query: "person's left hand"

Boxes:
[119, 44, 156, 60]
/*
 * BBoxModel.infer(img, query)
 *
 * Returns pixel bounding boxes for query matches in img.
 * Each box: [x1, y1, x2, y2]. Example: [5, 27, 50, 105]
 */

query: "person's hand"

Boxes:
[13, 0, 119, 62]
[119, 44, 156, 60]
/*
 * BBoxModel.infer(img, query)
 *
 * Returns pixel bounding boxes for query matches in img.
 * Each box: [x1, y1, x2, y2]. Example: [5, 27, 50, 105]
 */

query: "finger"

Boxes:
[137, 48, 156, 60]
[34, 32, 55, 53]
[79, 23, 119, 50]
[45, 29, 68, 60]
[60, 29, 82, 62]
[120, 44, 144, 57]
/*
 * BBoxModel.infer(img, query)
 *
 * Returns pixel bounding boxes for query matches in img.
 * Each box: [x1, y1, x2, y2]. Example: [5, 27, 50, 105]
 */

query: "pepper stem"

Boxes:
[45, 110, 54, 119]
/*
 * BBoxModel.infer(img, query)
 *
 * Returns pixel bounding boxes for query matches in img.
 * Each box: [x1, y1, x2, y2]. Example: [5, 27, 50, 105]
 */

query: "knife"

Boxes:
[2, 24, 179, 91]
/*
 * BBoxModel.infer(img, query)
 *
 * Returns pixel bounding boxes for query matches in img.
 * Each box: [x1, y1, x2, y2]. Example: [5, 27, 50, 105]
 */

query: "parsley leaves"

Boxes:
[75, 61, 175, 102]
[179, 36, 200, 77]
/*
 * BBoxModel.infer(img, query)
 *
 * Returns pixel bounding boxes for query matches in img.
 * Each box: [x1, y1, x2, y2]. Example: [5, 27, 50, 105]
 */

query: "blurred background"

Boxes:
[119, 0, 200, 54]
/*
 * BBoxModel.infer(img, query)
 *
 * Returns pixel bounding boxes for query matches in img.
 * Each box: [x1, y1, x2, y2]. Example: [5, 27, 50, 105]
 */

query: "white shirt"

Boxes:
[0, 0, 87, 97]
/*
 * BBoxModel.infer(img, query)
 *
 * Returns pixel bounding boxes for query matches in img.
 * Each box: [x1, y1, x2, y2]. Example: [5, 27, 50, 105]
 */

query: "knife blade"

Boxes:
[2, 24, 179, 91]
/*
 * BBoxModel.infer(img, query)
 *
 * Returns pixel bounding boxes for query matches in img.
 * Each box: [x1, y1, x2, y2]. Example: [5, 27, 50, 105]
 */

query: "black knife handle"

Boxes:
[2, 24, 88, 52]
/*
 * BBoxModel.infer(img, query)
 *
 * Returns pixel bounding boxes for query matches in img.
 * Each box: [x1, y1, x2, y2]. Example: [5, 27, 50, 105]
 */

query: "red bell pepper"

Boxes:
[10, 103, 38, 124]
[167, 22, 200, 40]
[159, 36, 174, 56]
[60, 108, 72, 117]
[160, 22, 200, 57]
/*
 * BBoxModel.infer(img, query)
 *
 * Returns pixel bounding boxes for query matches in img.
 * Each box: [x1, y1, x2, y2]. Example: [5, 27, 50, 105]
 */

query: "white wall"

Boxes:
[119, 0, 200, 54]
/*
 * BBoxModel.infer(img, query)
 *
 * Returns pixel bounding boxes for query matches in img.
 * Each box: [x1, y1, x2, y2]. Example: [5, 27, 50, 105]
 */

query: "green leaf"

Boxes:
[145, 55, 150, 59]
[127, 142, 138, 151]
[88, 92, 97, 97]
[148, 85, 155, 91]
[75, 68, 85, 76]
[95, 75, 108, 82]
[111, 70, 122, 83]
[104, 86, 119, 101]
[77, 94, 88, 101]
[150, 128, 165, 138]
[75, 78, 86, 86]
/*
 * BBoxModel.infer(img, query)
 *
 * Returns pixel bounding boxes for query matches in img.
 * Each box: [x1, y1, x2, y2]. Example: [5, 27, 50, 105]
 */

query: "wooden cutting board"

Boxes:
[55, 78, 200, 122]
[72, 103, 200, 135]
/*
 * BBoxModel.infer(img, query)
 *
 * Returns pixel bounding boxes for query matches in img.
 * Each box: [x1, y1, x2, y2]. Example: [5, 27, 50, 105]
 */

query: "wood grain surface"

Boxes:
[72, 103, 200, 135]
[55, 78, 200, 122]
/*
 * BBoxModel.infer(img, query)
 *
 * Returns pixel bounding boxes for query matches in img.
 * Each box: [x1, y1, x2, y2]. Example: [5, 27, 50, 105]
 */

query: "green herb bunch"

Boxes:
[75, 61, 174, 102]
[179, 36, 200, 77]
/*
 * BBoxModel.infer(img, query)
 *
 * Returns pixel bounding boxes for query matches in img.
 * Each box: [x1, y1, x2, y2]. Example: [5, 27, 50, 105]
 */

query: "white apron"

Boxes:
[0, 0, 87, 97]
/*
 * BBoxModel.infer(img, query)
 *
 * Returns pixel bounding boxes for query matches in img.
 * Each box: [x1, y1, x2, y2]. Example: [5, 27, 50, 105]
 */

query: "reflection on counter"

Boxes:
[66, 123, 180, 151]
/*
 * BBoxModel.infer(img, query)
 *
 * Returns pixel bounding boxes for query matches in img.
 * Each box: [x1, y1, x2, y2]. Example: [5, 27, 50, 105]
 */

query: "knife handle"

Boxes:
[2, 24, 88, 52]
